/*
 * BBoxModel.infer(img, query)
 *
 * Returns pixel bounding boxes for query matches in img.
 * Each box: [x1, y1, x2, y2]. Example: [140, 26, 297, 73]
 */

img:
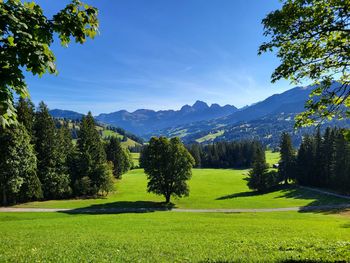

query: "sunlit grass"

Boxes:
[16, 168, 348, 210]
[0, 211, 349, 262]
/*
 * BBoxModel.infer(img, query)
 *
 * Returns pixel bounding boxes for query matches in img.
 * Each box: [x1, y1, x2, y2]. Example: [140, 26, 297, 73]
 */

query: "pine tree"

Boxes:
[0, 124, 42, 205]
[76, 112, 107, 195]
[321, 127, 335, 186]
[34, 102, 71, 199]
[189, 144, 202, 168]
[313, 128, 323, 186]
[247, 147, 269, 192]
[278, 132, 296, 184]
[15, 97, 35, 135]
[331, 131, 350, 192]
[296, 135, 315, 186]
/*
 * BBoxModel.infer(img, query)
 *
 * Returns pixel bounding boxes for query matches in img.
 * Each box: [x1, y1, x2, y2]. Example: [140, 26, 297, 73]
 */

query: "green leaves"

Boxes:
[142, 137, 194, 203]
[260, 0, 350, 128]
[0, 0, 99, 127]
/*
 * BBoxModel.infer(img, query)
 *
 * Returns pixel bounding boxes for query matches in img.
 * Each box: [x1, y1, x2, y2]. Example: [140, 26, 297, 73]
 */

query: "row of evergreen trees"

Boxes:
[247, 128, 350, 193]
[187, 141, 265, 168]
[279, 128, 350, 194]
[0, 99, 133, 205]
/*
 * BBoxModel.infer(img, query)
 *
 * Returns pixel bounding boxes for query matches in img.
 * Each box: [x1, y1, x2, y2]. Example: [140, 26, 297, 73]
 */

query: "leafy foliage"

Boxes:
[0, 0, 98, 127]
[259, 0, 350, 127]
[141, 137, 194, 203]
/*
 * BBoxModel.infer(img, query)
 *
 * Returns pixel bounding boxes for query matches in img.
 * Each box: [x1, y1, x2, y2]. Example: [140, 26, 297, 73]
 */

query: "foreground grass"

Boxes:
[16, 169, 349, 210]
[0, 211, 349, 262]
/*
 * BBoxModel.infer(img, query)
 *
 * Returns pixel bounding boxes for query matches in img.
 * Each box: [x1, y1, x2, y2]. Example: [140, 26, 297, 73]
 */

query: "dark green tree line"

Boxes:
[286, 128, 350, 194]
[0, 100, 116, 205]
[187, 141, 265, 169]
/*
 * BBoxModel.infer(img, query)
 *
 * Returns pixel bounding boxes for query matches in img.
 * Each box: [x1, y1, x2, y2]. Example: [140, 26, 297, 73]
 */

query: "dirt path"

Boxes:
[0, 204, 349, 213]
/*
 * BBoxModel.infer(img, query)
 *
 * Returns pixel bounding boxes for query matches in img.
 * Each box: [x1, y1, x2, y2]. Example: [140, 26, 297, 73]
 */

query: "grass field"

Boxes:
[15, 168, 349, 210]
[195, 130, 224, 143]
[3, 166, 350, 262]
[0, 211, 349, 262]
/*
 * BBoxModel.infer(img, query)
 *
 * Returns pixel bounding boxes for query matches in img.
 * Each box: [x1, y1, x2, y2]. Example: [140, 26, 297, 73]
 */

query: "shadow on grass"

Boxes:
[216, 184, 350, 214]
[59, 201, 175, 215]
[216, 185, 287, 200]
[276, 187, 350, 214]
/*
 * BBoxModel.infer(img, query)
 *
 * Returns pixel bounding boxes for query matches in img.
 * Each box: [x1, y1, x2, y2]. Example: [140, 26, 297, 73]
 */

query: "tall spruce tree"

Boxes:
[15, 98, 35, 136]
[76, 112, 111, 195]
[321, 128, 335, 186]
[278, 132, 296, 184]
[331, 132, 350, 192]
[34, 102, 71, 199]
[247, 147, 270, 192]
[296, 135, 315, 186]
[0, 124, 42, 205]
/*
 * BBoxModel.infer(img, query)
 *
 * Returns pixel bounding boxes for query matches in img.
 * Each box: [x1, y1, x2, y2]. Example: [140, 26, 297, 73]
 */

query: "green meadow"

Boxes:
[0, 211, 349, 262]
[14, 168, 348, 210]
[3, 155, 350, 262]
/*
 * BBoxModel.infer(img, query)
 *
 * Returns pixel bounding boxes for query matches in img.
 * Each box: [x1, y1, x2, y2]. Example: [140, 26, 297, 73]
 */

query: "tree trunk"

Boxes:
[165, 194, 171, 204]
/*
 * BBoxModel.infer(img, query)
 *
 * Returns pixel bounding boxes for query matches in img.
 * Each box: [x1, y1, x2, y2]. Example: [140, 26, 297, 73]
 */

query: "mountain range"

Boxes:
[49, 83, 350, 147]
[95, 101, 237, 135]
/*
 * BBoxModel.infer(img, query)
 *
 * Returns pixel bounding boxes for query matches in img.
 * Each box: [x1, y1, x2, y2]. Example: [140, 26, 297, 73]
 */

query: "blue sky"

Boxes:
[26, 0, 297, 114]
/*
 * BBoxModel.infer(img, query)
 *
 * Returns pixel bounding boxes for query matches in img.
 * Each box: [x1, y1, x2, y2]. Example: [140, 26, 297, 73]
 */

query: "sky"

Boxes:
[26, 0, 297, 114]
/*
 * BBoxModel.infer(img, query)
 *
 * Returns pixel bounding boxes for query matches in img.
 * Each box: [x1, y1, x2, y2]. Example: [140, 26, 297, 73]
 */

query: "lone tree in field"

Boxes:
[259, 0, 350, 130]
[0, 0, 99, 127]
[141, 137, 195, 203]
[279, 132, 296, 184]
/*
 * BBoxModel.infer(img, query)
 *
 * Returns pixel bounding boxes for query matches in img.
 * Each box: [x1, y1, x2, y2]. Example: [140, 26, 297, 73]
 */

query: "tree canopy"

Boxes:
[141, 137, 194, 203]
[0, 0, 98, 127]
[259, 0, 350, 128]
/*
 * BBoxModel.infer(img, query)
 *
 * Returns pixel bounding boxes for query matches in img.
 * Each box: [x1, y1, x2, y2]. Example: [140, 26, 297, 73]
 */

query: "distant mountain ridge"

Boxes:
[49, 83, 349, 147]
[95, 101, 238, 135]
